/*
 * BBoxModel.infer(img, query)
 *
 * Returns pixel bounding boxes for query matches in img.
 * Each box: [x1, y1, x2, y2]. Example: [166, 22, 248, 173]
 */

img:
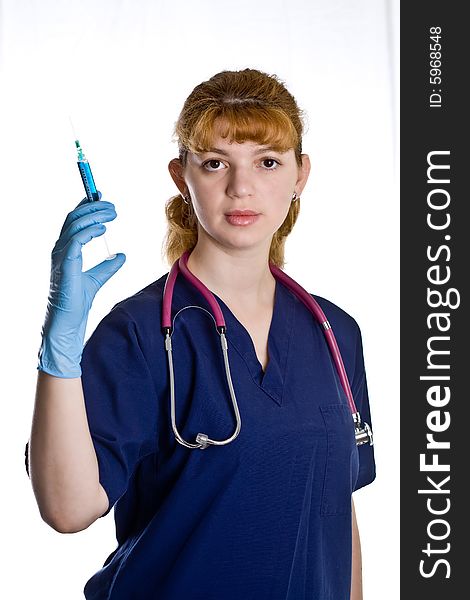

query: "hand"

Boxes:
[38, 197, 126, 378]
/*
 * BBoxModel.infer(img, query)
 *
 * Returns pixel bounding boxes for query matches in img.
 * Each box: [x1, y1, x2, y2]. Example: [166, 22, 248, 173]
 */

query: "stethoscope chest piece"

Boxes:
[353, 413, 374, 446]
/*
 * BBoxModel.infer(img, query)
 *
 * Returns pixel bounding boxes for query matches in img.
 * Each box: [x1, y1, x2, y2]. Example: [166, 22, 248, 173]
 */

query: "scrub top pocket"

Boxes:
[319, 404, 359, 516]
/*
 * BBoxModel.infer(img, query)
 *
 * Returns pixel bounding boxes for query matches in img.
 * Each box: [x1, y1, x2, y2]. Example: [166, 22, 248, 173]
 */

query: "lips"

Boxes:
[225, 210, 259, 216]
[225, 212, 260, 226]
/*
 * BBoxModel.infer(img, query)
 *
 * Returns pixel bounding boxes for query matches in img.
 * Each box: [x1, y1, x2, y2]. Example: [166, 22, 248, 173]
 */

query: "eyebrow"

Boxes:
[201, 146, 282, 156]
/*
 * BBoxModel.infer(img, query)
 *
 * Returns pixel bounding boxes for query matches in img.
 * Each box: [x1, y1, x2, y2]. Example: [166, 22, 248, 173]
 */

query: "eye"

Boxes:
[202, 159, 226, 171]
[261, 158, 280, 170]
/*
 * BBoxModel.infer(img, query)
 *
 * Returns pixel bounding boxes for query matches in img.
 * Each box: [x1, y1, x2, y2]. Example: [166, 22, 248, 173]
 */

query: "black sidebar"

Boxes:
[401, 3, 467, 598]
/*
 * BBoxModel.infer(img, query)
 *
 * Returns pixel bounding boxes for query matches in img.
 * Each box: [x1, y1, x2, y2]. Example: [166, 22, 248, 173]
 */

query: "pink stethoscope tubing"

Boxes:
[162, 250, 373, 449]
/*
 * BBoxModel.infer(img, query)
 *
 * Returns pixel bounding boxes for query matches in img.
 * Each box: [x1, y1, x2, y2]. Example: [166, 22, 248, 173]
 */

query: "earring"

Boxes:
[292, 192, 299, 202]
[183, 194, 190, 205]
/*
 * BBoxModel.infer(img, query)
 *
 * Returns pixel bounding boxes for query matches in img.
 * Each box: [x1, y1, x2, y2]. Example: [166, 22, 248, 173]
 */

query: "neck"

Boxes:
[185, 238, 276, 310]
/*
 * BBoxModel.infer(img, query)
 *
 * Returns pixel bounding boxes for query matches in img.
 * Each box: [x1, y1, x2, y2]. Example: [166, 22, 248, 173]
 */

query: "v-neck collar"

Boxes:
[171, 271, 297, 406]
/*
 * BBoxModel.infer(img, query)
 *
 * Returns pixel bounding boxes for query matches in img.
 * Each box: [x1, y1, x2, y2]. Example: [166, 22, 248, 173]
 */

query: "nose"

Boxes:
[225, 164, 255, 199]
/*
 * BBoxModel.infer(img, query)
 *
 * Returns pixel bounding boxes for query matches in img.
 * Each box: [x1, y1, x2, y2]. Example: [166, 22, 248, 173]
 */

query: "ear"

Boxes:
[168, 158, 186, 196]
[295, 154, 311, 196]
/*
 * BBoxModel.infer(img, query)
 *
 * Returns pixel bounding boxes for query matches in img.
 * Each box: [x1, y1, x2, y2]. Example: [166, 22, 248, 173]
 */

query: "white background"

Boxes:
[1, 0, 399, 597]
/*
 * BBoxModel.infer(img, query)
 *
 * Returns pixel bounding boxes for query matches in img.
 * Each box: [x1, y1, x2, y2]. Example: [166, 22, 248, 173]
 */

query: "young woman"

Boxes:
[26, 68, 375, 599]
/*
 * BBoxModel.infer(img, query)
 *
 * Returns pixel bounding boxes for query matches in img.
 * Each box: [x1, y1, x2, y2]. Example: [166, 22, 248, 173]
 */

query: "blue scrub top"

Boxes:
[79, 271, 375, 600]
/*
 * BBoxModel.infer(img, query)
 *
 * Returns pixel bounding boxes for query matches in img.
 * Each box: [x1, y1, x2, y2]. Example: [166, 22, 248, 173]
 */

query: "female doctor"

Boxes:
[26, 68, 375, 600]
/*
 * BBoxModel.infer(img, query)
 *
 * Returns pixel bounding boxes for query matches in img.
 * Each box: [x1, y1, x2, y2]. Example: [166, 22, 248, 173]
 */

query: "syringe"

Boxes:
[75, 139, 113, 258]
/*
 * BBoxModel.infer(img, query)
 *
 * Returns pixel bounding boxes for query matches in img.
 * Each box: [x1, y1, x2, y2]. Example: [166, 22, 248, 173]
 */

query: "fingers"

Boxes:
[59, 222, 109, 263]
[59, 192, 109, 237]
[84, 253, 127, 294]
[73, 190, 102, 209]
[52, 195, 123, 278]
[55, 205, 117, 255]
[65, 206, 117, 238]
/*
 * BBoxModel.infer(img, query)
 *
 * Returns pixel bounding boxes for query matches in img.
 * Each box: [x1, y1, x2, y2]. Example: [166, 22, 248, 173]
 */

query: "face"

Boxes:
[169, 131, 310, 255]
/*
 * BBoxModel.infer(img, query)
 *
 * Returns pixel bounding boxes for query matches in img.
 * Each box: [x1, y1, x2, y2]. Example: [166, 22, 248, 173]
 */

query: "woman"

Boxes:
[26, 68, 375, 599]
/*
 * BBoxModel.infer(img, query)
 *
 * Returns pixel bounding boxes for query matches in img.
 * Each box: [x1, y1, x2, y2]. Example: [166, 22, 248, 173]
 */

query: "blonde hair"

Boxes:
[162, 68, 306, 269]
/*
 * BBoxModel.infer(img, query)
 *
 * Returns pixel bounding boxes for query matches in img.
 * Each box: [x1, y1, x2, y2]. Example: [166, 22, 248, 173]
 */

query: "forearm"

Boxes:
[351, 498, 363, 600]
[28, 371, 108, 532]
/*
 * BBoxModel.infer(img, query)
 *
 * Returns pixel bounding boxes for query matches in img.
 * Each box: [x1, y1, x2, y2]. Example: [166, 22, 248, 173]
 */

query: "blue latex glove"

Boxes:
[38, 197, 126, 378]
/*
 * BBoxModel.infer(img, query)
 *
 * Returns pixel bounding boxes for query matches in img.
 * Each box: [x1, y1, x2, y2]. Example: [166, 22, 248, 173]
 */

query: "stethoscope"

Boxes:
[162, 250, 373, 450]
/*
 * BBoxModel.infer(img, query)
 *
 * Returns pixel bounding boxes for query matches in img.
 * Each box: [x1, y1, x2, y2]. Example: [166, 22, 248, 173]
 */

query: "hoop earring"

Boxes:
[292, 192, 299, 202]
[183, 194, 190, 205]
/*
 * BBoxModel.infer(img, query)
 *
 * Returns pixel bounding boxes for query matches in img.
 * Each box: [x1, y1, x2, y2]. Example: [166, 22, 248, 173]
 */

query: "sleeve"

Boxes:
[350, 322, 376, 491]
[80, 305, 159, 517]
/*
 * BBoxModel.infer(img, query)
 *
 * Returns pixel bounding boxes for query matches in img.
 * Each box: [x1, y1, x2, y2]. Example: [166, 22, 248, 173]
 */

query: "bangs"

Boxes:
[185, 105, 299, 155]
